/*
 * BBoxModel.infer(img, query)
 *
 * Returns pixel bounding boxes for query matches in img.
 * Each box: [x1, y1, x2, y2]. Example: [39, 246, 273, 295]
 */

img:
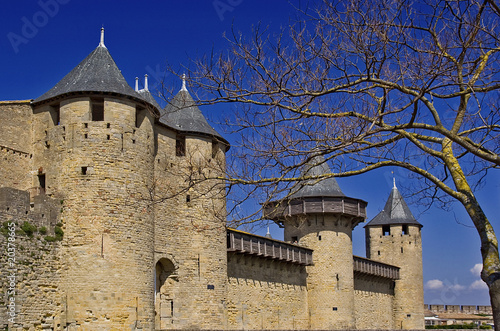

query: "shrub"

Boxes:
[21, 221, 37, 237]
[39, 226, 47, 235]
[44, 236, 57, 242]
[54, 226, 63, 240]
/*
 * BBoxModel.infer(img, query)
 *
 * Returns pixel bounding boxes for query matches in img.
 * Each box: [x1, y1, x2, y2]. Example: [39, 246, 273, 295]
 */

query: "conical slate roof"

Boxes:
[138, 89, 162, 111]
[160, 83, 227, 144]
[289, 155, 345, 199]
[365, 184, 422, 227]
[33, 30, 157, 111]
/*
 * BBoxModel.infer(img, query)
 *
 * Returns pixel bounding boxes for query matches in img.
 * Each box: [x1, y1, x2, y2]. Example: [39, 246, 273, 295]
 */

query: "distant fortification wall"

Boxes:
[227, 253, 308, 330]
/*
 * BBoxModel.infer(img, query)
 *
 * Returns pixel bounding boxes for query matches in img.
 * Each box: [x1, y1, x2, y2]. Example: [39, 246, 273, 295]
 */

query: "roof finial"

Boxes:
[181, 74, 187, 92]
[144, 74, 149, 91]
[135, 77, 139, 92]
[265, 225, 272, 239]
[99, 27, 106, 48]
[392, 171, 396, 189]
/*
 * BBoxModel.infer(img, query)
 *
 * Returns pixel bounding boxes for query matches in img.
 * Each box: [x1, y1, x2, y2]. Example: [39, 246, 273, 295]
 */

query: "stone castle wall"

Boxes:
[354, 274, 395, 329]
[226, 253, 308, 330]
[0, 102, 33, 192]
[0, 187, 64, 330]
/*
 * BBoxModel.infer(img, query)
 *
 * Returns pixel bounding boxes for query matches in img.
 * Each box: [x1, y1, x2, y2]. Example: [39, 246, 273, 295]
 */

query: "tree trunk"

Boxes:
[443, 138, 500, 331]
[490, 278, 500, 331]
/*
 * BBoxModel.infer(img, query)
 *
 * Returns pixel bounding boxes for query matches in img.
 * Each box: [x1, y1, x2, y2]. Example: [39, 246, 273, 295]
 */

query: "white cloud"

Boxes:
[450, 283, 466, 291]
[470, 279, 488, 290]
[425, 279, 466, 292]
[425, 279, 444, 290]
[470, 263, 482, 277]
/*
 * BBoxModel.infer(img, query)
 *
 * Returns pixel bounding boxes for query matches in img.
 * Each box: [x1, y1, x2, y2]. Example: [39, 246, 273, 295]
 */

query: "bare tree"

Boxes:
[164, 0, 500, 327]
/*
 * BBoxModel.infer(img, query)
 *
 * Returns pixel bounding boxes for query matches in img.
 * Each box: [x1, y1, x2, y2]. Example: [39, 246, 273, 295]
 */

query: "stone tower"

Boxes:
[30, 29, 159, 329]
[264, 156, 367, 329]
[365, 180, 424, 329]
[153, 76, 229, 329]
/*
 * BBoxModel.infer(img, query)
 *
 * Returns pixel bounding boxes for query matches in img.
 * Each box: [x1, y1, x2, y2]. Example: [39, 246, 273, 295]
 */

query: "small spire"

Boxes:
[265, 225, 272, 239]
[144, 74, 149, 91]
[99, 27, 106, 48]
[180, 74, 187, 91]
[135, 77, 139, 92]
[393, 172, 397, 189]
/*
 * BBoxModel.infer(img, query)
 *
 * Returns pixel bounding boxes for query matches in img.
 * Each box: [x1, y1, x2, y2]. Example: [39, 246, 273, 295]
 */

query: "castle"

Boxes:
[0, 30, 424, 330]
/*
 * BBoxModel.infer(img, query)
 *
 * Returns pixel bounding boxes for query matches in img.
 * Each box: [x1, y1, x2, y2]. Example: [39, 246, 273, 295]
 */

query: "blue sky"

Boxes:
[1, 0, 497, 306]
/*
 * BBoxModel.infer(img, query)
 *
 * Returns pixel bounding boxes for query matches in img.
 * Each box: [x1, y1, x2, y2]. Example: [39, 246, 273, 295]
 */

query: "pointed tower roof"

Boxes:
[263, 153, 367, 226]
[289, 155, 345, 199]
[33, 29, 158, 112]
[136, 74, 162, 111]
[160, 75, 228, 145]
[365, 183, 422, 227]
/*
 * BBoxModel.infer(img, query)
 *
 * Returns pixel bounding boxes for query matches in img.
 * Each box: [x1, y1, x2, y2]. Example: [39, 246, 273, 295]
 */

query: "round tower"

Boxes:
[153, 76, 229, 329]
[365, 180, 424, 329]
[264, 156, 367, 329]
[31, 29, 159, 330]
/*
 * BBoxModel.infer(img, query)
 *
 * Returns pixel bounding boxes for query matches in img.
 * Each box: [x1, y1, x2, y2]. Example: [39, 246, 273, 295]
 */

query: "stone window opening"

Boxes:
[176, 136, 186, 157]
[37, 173, 46, 194]
[50, 103, 60, 125]
[91, 98, 104, 121]
[382, 225, 390, 236]
[402, 224, 409, 235]
[81, 167, 88, 175]
[212, 140, 218, 158]
[136, 106, 145, 128]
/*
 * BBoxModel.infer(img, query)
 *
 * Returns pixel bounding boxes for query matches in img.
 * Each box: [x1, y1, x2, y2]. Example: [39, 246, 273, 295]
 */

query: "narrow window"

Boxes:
[402, 224, 409, 235]
[91, 98, 104, 121]
[136, 106, 144, 128]
[186, 195, 191, 203]
[81, 167, 88, 175]
[401, 247, 404, 253]
[378, 250, 381, 256]
[51, 104, 60, 125]
[38, 174, 46, 194]
[176, 136, 186, 157]
[382, 225, 391, 236]
[212, 140, 218, 158]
